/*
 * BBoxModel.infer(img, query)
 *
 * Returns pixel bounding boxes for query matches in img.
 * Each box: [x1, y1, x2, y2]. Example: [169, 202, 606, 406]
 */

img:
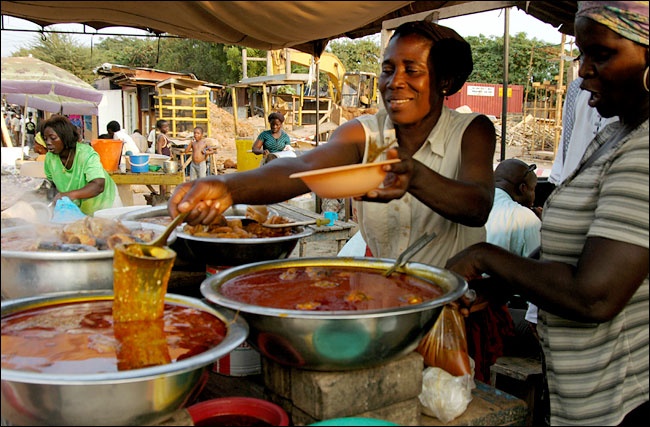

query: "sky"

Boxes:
[1, 8, 571, 58]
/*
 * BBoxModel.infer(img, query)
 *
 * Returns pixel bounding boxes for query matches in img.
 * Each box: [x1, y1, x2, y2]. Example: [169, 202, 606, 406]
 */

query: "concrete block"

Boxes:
[289, 397, 421, 426]
[263, 352, 424, 419]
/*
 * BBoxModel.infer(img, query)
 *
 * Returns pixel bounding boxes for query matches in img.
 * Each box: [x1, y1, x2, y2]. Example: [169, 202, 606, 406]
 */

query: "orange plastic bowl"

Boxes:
[289, 159, 400, 199]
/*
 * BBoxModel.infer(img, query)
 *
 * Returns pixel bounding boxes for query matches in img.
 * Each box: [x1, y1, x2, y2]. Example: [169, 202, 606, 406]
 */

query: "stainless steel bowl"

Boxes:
[1, 221, 177, 300]
[163, 160, 178, 173]
[201, 257, 467, 371]
[120, 205, 313, 267]
[0, 290, 249, 426]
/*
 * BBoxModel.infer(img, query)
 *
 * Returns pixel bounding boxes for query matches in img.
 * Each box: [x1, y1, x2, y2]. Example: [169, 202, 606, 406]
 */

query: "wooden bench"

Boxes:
[421, 381, 528, 426]
[490, 356, 544, 426]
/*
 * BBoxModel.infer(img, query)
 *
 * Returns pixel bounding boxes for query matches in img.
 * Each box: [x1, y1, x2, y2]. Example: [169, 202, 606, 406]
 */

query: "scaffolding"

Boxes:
[154, 78, 211, 138]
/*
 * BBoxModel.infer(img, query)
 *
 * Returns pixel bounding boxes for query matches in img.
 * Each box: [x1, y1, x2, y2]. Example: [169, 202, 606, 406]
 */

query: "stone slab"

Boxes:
[263, 352, 424, 420]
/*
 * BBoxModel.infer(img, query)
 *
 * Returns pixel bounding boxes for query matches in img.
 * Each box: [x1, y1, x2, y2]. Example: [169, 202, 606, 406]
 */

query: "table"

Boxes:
[271, 202, 356, 257]
[109, 171, 185, 206]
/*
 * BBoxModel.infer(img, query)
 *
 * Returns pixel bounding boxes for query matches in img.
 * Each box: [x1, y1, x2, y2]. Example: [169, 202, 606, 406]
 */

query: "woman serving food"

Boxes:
[169, 20, 496, 270]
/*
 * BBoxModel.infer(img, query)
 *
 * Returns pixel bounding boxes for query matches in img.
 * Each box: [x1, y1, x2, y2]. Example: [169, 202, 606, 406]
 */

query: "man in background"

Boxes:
[25, 112, 37, 152]
[486, 158, 542, 359]
[106, 120, 140, 155]
[131, 129, 149, 153]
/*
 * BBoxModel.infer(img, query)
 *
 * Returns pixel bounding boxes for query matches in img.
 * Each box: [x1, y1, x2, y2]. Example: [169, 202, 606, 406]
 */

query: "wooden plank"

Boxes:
[421, 381, 528, 426]
[272, 202, 356, 257]
[109, 171, 185, 186]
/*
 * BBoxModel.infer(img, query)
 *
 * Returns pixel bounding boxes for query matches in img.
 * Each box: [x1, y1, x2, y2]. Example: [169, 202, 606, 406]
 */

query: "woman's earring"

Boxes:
[644, 66, 649, 93]
[442, 89, 447, 95]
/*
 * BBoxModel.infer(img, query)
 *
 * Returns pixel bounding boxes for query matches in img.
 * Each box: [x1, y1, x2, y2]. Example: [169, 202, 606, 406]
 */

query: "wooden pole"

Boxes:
[500, 7, 510, 161]
[231, 87, 238, 137]
[554, 33, 567, 155]
[315, 57, 320, 146]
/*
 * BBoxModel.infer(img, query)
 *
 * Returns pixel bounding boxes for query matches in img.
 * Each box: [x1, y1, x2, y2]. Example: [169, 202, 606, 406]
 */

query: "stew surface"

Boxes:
[220, 266, 444, 311]
[1, 300, 227, 374]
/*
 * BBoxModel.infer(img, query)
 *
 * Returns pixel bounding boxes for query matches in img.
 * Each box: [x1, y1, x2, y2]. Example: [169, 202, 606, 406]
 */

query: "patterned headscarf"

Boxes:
[577, 1, 649, 46]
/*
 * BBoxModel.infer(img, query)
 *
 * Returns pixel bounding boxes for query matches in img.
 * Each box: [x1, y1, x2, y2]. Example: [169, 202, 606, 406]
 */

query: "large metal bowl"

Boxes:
[201, 257, 467, 371]
[0, 221, 177, 300]
[0, 290, 249, 426]
[120, 205, 313, 267]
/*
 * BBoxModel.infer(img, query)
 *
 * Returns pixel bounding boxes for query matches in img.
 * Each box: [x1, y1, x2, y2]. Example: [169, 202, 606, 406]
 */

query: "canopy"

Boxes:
[3, 93, 99, 115]
[1, 1, 578, 56]
[1, 56, 104, 104]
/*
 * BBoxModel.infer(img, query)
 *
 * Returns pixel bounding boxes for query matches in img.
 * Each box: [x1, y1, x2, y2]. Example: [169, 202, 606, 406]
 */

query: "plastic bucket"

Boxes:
[187, 397, 290, 426]
[91, 139, 123, 172]
[128, 154, 150, 173]
[236, 138, 262, 172]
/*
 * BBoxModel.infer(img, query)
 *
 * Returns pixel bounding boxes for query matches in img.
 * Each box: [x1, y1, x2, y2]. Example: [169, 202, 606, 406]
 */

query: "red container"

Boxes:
[444, 82, 524, 118]
[187, 397, 290, 426]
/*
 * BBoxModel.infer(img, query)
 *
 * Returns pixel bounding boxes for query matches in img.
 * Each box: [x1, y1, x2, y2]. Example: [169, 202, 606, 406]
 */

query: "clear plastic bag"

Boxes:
[417, 304, 475, 422]
[419, 366, 474, 422]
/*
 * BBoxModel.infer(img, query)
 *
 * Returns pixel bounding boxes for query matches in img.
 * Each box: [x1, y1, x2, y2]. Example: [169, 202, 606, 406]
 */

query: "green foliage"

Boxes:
[95, 36, 159, 67]
[10, 28, 568, 100]
[327, 37, 381, 75]
[466, 32, 562, 88]
[12, 31, 101, 84]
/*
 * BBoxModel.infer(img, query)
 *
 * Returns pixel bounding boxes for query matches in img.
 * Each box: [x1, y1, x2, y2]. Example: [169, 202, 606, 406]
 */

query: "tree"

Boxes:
[95, 36, 160, 68]
[10, 29, 570, 99]
[12, 30, 101, 84]
[466, 32, 563, 100]
[327, 37, 381, 75]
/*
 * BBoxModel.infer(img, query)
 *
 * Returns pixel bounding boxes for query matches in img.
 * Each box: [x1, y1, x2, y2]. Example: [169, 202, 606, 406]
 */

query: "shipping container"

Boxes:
[444, 82, 524, 118]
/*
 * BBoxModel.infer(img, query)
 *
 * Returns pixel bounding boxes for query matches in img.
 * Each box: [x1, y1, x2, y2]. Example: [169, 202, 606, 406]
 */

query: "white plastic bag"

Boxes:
[419, 366, 475, 423]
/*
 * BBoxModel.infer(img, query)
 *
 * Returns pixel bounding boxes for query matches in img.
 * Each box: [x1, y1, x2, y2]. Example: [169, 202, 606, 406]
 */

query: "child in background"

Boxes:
[183, 127, 217, 180]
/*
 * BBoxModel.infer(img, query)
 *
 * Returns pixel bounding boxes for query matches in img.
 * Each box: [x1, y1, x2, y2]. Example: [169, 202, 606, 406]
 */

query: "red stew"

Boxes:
[220, 266, 444, 311]
[1, 300, 227, 374]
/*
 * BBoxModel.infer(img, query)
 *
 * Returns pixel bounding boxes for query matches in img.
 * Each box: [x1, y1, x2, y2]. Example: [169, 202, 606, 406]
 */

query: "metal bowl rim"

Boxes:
[200, 256, 468, 319]
[177, 224, 313, 244]
[0, 221, 177, 260]
[117, 204, 278, 221]
[1, 290, 248, 385]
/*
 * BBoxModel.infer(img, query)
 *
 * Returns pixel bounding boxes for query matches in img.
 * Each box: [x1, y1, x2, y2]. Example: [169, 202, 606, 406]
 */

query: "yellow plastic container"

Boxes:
[236, 138, 262, 172]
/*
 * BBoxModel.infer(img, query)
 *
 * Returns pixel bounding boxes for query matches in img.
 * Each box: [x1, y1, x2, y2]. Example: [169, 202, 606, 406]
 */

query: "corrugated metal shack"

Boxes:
[444, 82, 524, 118]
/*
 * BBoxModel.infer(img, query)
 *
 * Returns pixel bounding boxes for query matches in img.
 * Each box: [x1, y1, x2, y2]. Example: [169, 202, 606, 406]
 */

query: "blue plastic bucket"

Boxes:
[128, 154, 149, 173]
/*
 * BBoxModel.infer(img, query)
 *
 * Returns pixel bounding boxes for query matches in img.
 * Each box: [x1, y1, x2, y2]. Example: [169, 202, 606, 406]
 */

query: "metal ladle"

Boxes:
[135, 211, 188, 256]
[384, 231, 437, 277]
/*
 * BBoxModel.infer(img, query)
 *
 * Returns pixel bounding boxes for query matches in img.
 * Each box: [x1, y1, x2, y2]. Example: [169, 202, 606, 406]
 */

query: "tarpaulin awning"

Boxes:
[1, 1, 578, 57]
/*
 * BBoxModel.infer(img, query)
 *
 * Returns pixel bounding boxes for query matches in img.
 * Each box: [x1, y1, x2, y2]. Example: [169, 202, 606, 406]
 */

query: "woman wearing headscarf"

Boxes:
[446, 2, 649, 425]
[170, 20, 496, 268]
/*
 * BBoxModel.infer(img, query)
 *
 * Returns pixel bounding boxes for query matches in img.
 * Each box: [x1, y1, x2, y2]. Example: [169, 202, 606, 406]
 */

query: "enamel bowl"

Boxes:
[289, 159, 400, 199]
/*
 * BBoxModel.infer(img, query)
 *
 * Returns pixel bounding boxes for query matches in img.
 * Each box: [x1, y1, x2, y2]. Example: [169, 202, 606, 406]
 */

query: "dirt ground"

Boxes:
[202, 105, 555, 173]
